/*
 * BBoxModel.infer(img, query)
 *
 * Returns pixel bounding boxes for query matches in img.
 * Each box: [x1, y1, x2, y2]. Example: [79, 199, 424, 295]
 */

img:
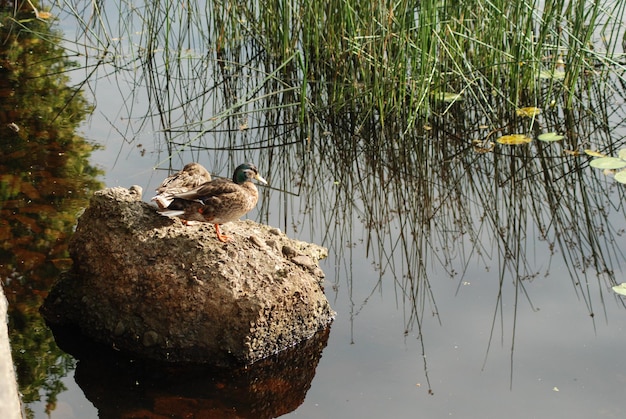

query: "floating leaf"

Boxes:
[433, 91, 463, 103]
[496, 134, 532, 145]
[619, 149, 626, 160]
[612, 283, 626, 296]
[516, 107, 541, 117]
[589, 157, 626, 170]
[584, 149, 606, 158]
[538, 70, 566, 80]
[614, 170, 626, 184]
[538, 132, 564, 142]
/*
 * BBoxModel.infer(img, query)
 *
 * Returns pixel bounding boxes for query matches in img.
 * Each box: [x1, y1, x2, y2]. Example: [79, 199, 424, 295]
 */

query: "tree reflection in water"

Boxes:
[0, 2, 102, 416]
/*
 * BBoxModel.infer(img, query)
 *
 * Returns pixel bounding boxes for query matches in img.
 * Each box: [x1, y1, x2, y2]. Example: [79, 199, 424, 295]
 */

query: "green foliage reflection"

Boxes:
[0, 1, 103, 416]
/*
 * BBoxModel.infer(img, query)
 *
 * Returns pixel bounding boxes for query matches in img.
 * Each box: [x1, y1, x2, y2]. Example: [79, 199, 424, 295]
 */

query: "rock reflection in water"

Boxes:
[50, 324, 330, 418]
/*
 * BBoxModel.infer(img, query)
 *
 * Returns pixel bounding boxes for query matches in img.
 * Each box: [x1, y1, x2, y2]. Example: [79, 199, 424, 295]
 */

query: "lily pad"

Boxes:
[538, 70, 566, 80]
[537, 132, 564, 142]
[612, 283, 626, 296]
[589, 157, 626, 170]
[434, 92, 463, 103]
[496, 134, 532, 145]
[584, 149, 606, 158]
[516, 107, 541, 117]
[614, 170, 626, 184]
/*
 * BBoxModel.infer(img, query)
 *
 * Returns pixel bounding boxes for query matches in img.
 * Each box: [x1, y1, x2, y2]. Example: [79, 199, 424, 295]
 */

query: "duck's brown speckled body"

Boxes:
[151, 162, 212, 209]
[160, 163, 267, 242]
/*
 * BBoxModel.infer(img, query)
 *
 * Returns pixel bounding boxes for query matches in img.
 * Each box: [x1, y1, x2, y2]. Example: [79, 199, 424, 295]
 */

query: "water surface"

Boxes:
[3, 2, 626, 418]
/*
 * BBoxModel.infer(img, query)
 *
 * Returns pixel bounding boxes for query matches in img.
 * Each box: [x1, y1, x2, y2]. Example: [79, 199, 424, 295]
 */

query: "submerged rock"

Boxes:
[42, 187, 335, 365]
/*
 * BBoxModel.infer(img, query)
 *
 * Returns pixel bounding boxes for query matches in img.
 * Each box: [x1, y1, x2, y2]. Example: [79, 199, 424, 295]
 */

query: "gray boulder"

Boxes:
[42, 187, 334, 365]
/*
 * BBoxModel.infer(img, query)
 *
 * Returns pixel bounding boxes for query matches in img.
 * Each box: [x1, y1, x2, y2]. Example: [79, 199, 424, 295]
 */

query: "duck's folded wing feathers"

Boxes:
[172, 179, 243, 200]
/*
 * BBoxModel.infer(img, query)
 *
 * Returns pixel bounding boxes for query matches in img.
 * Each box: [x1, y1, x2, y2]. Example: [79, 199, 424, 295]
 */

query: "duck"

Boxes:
[151, 162, 212, 209]
[160, 163, 267, 242]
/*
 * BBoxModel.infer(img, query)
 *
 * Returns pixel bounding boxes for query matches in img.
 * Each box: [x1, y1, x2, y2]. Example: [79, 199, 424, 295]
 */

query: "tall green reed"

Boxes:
[55, 0, 626, 134]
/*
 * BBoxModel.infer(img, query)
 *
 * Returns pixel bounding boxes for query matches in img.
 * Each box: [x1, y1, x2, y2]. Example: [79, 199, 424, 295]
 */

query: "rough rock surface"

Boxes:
[42, 187, 335, 365]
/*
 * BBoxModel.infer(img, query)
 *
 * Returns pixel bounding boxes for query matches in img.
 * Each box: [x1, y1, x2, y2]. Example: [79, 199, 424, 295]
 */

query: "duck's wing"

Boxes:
[156, 171, 189, 193]
[172, 178, 242, 201]
[155, 163, 211, 193]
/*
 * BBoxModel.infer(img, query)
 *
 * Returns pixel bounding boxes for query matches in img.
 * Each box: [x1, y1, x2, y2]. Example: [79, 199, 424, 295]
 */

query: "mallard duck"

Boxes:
[151, 162, 212, 209]
[160, 163, 267, 242]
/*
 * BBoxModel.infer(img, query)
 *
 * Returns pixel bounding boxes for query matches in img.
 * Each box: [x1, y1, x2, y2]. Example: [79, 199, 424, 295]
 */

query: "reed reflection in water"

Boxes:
[76, 6, 626, 407]
[130, 74, 626, 393]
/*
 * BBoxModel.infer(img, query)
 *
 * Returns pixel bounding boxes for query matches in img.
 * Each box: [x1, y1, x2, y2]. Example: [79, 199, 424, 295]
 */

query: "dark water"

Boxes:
[3, 2, 626, 419]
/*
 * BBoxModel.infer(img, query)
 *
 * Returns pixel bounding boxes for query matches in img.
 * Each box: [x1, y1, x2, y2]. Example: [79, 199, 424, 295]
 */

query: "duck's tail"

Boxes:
[157, 209, 185, 218]
[151, 194, 175, 209]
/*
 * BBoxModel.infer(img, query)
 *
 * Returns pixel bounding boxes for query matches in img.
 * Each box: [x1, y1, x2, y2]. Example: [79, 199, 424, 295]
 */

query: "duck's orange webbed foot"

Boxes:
[214, 224, 231, 242]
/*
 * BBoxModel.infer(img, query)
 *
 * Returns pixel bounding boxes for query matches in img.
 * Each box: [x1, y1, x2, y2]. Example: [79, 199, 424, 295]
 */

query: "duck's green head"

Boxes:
[233, 163, 267, 185]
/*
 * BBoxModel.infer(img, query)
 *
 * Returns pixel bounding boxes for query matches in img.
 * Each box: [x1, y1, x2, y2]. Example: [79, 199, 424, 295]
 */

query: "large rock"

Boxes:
[42, 187, 335, 365]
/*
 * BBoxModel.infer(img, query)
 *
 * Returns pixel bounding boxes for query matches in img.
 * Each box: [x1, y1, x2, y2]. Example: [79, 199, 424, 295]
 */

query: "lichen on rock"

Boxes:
[42, 187, 335, 365]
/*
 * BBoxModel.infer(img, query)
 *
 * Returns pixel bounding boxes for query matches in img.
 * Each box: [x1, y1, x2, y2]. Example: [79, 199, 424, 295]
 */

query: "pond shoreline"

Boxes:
[0, 286, 22, 419]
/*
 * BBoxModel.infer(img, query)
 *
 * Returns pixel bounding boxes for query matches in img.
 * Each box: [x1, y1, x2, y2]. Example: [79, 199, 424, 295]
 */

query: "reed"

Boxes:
[54, 0, 626, 133]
